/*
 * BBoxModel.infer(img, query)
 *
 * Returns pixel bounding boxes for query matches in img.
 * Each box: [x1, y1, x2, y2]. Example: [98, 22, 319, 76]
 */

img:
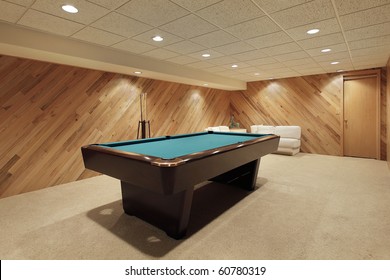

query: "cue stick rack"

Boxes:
[137, 92, 151, 139]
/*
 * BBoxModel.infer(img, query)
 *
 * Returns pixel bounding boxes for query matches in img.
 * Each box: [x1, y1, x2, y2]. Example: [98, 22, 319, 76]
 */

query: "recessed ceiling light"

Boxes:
[203, 83, 208, 86]
[152, 35, 163, 42]
[321, 48, 331, 53]
[61, 4, 78, 13]
[231, 64, 238, 68]
[307, 28, 319, 35]
[134, 71, 142, 74]
[337, 69, 344, 72]
[202, 53, 211, 58]
[254, 73, 260, 76]
[331, 61, 339, 65]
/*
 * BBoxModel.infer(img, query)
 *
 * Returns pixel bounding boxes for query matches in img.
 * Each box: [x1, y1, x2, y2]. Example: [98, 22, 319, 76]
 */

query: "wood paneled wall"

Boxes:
[231, 71, 387, 159]
[231, 74, 343, 156]
[387, 57, 390, 168]
[0, 55, 230, 198]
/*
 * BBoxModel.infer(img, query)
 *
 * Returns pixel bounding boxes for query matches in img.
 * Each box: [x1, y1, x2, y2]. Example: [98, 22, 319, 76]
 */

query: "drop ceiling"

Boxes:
[0, 0, 389, 90]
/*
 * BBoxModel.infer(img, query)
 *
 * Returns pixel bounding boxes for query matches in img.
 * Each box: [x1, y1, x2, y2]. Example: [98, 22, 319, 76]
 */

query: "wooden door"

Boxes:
[343, 74, 379, 159]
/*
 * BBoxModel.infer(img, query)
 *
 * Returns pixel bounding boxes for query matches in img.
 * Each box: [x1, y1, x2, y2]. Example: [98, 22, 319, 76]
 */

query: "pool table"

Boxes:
[81, 131, 279, 239]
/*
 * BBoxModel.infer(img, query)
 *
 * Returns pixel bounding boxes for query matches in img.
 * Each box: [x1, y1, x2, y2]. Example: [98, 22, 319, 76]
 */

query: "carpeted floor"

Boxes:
[0, 153, 389, 260]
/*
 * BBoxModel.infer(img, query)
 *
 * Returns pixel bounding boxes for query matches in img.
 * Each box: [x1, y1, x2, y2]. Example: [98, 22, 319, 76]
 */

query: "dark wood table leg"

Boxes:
[121, 182, 194, 239]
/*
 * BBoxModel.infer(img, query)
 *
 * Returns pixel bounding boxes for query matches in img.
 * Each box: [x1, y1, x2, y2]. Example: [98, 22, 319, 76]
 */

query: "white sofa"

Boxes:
[205, 126, 230, 132]
[251, 125, 301, 155]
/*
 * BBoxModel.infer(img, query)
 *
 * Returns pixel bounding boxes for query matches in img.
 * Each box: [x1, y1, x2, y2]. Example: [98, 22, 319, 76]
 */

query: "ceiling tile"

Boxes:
[286, 18, 341, 41]
[246, 57, 278, 66]
[318, 58, 353, 70]
[298, 33, 345, 49]
[251, 0, 311, 14]
[350, 46, 390, 58]
[262, 42, 302, 56]
[348, 35, 390, 50]
[116, 0, 189, 27]
[353, 62, 385, 70]
[91, 12, 153, 37]
[305, 43, 348, 56]
[213, 41, 255, 55]
[18, 9, 84, 36]
[225, 16, 282, 40]
[333, 0, 389, 15]
[271, 69, 301, 77]
[132, 29, 184, 47]
[190, 30, 239, 48]
[206, 56, 237, 65]
[296, 67, 326, 75]
[271, 0, 335, 29]
[339, 4, 390, 30]
[188, 49, 225, 60]
[312, 51, 350, 62]
[87, 0, 129, 10]
[247, 31, 293, 49]
[142, 48, 179, 60]
[352, 55, 389, 68]
[160, 14, 218, 39]
[204, 65, 227, 73]
[6, 0, 35, 6]
[221, 62, 250, 69]
[112, 38, 157, 54]
[197, 0, 264, 28]
[257, 62, 287, 70]
[0, 1, 26, 23]
[274, 51, 309, 62]
[291, 63, 323, 70]
[283, 57, 317, 66]
[344, 22, 390, 41]
[31, 0, 110, 25]
[236, 66, 261, 73]
[231, 49, 268, 62]
[352, 54, 389, 63]
[2, 0, 389, 84]
[166, 55, 199, 65]
[72, 27, 126, 46]
[170, 0, 222, 12]
[187, 61, 214, 69]
[164, 40, 205, 54]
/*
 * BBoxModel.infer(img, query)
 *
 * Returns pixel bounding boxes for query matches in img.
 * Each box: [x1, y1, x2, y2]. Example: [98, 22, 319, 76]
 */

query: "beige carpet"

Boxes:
[0, 153, 389, 260]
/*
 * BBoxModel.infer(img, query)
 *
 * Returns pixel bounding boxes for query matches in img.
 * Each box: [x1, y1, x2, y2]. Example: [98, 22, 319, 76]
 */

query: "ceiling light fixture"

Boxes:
[202, 53, 211, 58]
[61, 4, 78, 13]
[152, 35, 163, 42]
[254, 73, 260, 76]
[231, 64, 238, 68]
[331, 61, 339, 65]
[321, 48, 331, 53]
[134, 71, 142, 74]
[307, 28, 319, 35]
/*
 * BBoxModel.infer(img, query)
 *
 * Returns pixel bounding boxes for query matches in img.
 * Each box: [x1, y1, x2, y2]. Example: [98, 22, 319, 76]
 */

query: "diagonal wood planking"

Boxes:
[0, 55, 230, 198]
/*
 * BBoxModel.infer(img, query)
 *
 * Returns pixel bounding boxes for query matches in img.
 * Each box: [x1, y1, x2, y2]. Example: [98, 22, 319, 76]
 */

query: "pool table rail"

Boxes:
[82, 134, 278, 167]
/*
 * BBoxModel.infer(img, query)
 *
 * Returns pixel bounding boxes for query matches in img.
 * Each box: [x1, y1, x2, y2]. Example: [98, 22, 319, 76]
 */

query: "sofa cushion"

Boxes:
[274, 126, 301, 139]
[279, 138, 301, 149]
[252, 125, 275, 134]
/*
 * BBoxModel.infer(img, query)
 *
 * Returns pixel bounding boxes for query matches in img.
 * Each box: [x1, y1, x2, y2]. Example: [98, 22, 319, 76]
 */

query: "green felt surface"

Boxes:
[99, 132, 268, 159]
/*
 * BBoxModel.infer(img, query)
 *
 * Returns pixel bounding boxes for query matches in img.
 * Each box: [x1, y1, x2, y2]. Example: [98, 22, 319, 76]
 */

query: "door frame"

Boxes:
[342, 69, 381, 159]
